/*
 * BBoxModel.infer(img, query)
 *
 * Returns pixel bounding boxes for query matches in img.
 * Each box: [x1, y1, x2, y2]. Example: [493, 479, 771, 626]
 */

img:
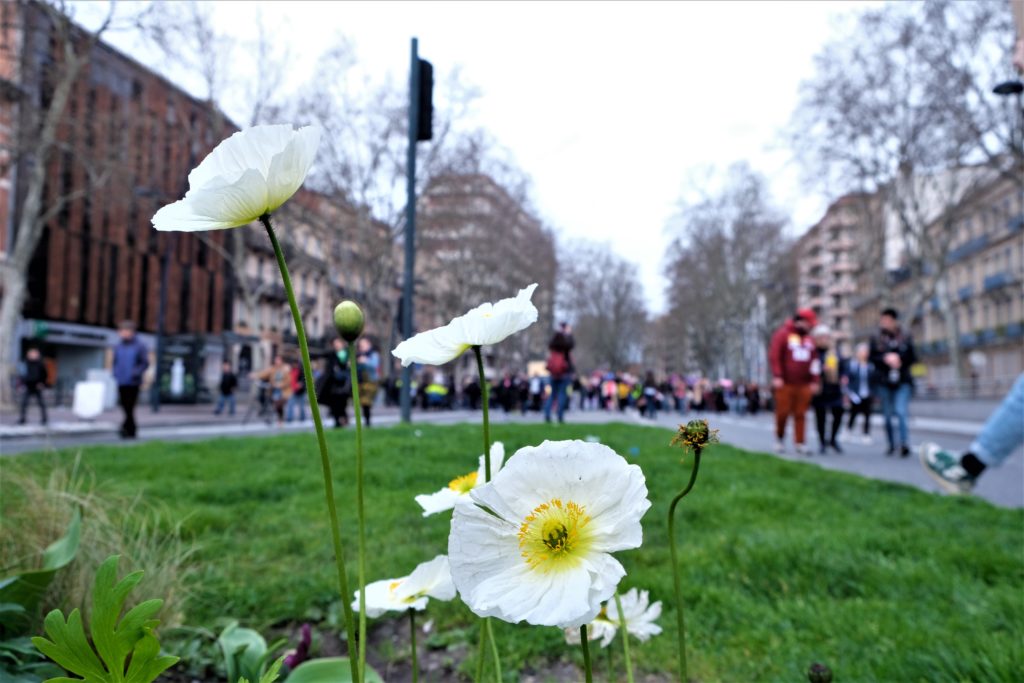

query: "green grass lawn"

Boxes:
[4, 421, 1023, 681]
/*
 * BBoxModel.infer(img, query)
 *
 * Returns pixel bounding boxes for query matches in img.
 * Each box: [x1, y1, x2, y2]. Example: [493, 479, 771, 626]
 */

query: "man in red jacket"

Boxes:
[769, 308, 821, 455]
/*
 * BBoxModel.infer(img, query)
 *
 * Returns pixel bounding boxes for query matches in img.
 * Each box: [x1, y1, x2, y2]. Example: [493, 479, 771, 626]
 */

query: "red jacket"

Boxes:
[769, 320, 820, 385]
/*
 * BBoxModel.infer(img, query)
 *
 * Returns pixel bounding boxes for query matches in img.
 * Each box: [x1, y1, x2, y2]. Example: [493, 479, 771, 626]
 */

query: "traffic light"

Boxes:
[417, 59, 433, 141]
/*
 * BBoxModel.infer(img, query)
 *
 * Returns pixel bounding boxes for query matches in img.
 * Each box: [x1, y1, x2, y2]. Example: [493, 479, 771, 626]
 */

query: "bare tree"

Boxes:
[664, 163, 791, 379]
[558, 240, 648, 372]
[792, 0, 1018, 383]
[0, 0, 125, 403]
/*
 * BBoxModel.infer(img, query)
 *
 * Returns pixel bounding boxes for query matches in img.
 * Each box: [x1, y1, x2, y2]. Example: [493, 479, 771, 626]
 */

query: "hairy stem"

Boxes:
[349, 352, 368, 682]
[614, 592, 635, 683]
[409, 608, 419, 683]
[667, 448, 702, 683]
[580, 624, 593, 683]
[472, 345, 492, 481]
[262, 214, 358, 683]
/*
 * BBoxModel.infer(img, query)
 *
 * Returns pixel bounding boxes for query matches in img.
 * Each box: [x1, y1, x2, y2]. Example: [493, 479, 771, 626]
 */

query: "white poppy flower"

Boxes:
[607, 587, 663, 642]
[563, 588, 662, 648]
[415, 442, 506, 516]
[352, 555, 456, 618]
[392, 284, 539, 367]
[448, 440, 650, 629]
[564, 613, 617, 648]
[152, 124, 321, 232]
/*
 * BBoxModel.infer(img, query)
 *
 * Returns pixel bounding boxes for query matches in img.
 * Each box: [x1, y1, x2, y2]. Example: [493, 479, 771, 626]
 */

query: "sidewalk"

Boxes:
[0, 397, 995, 441]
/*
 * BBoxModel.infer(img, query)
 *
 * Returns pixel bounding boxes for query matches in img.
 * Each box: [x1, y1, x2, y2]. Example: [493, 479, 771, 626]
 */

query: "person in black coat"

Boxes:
[869, 307, 918, 457]
[811, 325, 846, 454]
[17, 348, 48, 425]
[316, 338, 351, 427]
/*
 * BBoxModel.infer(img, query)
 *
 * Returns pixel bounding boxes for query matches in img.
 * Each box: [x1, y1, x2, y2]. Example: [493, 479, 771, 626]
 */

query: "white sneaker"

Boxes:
[774, 439, 785, 454]
[861, 435, 873, 445]
[795, 443, 811, 456]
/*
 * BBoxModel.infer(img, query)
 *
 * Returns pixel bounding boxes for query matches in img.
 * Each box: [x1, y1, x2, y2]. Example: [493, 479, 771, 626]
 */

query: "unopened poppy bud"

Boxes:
[334, 301, 364, 342]
[807, 663, 833, 683]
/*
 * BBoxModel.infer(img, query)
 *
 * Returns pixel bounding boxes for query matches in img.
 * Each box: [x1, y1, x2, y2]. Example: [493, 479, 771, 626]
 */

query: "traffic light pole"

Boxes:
[400, 37, 420, 423]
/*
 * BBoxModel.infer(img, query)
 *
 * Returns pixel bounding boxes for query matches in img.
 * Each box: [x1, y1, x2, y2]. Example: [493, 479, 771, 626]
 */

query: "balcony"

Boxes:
[1007, 322, 1023, 339]
[960, 332, 978, 348]
[806, 296, 829, 309]
[957, 285, 973, 302]
[1009, 213, 1023, 234]
[827, 237, 857, 252]
[983, 271, 1019, 293]
[946, 235, 990, 264]
[832, 260, 858, 273]
[826, 282, 857, 296]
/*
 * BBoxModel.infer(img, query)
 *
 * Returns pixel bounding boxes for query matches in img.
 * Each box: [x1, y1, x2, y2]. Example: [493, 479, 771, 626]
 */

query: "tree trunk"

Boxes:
[933, 276, 963, 393]
[0, 267, 28, 405]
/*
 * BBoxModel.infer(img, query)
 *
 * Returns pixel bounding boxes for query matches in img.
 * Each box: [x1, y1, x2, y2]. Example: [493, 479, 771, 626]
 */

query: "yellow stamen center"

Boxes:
[518, 498, 593, 572]
[448, 471, 478, 493]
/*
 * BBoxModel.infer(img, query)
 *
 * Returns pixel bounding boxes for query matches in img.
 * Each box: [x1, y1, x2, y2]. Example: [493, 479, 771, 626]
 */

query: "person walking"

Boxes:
[356, 337, 380, 427]
[843, 342, 874, 444]
[920, 373, 1024, 494]
[16, 348, 48, 426]
[213, 360, 239, 416]
[112, 320, 149, 439]
[768, 308, 820, 455]
[869, 307, 917, 457]
[544, 322, 575, 423]
[316, 338, 351, 428]
[811, 325, 845, 455]
[254, 355, 292, 425]
[285, 358, 306, 423]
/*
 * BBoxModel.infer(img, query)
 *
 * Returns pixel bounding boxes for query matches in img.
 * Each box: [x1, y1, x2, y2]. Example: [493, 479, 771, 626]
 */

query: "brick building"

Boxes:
[1, 1, 237, 400]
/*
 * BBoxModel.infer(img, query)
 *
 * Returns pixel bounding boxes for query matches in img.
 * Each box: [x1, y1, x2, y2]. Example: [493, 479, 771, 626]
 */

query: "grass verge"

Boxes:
[3, 421, 1021, 681]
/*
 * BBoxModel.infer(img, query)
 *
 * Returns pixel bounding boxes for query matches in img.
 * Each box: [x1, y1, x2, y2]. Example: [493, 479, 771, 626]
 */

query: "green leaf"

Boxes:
[217, 622, 267, 683]
[283, 658, 384, 683]
[0, 510, 81, 634]
[30, 555, 178, 683]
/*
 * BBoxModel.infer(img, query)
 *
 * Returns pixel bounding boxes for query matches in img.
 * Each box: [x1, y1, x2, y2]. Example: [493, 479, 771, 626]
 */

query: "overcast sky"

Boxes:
[82, 0, 881, 313]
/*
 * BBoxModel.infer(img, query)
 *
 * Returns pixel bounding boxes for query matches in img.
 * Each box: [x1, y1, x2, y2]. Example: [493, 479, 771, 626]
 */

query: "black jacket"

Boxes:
[20, 359, 47, 390]
[869, 328, 917, 387]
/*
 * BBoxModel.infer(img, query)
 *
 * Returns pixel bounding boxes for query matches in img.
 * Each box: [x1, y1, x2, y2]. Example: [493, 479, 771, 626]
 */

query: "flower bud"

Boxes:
[807, 663, 833, 683]
[333, 301, 364, 342]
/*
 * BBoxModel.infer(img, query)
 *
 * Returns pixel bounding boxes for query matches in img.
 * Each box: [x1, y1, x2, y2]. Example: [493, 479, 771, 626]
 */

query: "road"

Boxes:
[2, 404, 1020, 508]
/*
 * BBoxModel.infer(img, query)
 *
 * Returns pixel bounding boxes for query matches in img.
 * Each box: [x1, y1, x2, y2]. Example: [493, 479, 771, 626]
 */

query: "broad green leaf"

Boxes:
[0, 510, 81, 633]
[30, 555, 178, 683]
[284, 658, 384, 683]
[217, 622, 267, 683]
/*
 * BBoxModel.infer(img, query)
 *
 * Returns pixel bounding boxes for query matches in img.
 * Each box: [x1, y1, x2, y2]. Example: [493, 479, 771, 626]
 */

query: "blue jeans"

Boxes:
[878, 383, 912, 449]
[286, 394, 306, 422]
[214, 393, 236, 416]
[545, 378, 570, 422]
[972, 373, 1024, 468]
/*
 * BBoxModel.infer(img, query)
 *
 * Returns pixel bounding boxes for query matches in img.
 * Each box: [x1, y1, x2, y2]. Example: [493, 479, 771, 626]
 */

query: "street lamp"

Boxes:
[993, 79, 1024, 181]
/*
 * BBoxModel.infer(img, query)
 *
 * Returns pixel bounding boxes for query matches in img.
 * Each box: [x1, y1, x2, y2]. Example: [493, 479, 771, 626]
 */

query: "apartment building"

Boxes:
[416, 172, 557, 376]
[796, 194, 877, 352]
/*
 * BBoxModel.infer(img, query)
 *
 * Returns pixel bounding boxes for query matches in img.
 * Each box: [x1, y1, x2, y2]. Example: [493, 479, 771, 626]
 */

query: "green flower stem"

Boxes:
[409, 608, 419, 683]
[667, 448, 703, 683]
[471, 345, 501, 682]
[580, 624, 593, 683]
[261, 214, 358, 683]
[472, 345, 492, 481]
[485, 617, 501, 683]
[474, 621, 487, 682]
[613, 593, 635, 683]
[349, 353, 368, 682]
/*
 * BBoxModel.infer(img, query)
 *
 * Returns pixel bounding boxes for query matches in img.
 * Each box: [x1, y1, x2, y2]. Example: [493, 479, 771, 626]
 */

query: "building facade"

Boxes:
[416, 173, 557, 380]
[2, 1, 237, 402]
[894, 174, 1023, 396]
[796, 194, 878, 352]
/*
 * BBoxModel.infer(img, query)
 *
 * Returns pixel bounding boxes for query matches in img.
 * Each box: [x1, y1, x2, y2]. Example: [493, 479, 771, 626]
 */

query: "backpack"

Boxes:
[546, 350, 569, 377]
